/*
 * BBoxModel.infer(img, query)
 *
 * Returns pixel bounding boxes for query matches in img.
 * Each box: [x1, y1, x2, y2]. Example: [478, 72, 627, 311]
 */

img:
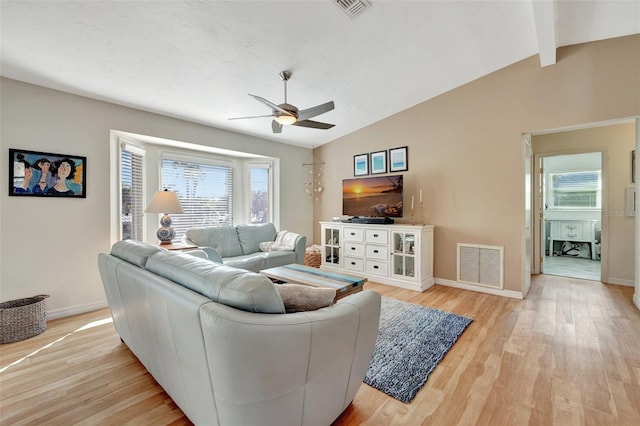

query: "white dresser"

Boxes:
[548, 220, 597, 260]
[320, 221, 434, 292]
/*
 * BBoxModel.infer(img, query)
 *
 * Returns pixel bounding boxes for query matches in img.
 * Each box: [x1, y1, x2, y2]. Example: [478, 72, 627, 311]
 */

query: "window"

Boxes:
[249, 163, 271, 224]
[120, 144, 145, 240]
[112, 131, 280, 247]
[549, 170, 601, 208]
[161, 156, 233, 241]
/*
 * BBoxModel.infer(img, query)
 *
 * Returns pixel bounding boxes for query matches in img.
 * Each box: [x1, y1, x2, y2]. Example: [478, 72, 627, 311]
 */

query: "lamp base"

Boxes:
[156, 214, 176, 244]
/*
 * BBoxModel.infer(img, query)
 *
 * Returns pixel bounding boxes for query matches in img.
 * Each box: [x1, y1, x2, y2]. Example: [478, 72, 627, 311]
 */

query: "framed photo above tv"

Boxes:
[354, 153, 369, 176]
[389, 146, 408, 172]
[9, 148, 87, 198]
[370, 150, 387, 174]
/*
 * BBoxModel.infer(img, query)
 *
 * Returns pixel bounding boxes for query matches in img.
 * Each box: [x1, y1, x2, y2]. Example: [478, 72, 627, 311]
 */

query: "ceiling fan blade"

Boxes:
[292, 119, 335, 130]
[297, 101, 335, 121]
[272, 120, 283, 134]
[228, 114, 275, 120]
[249, 94, 294, 116]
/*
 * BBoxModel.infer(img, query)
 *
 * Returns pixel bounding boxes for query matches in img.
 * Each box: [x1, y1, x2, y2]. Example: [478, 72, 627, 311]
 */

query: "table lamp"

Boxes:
[145, 189, 184, 244]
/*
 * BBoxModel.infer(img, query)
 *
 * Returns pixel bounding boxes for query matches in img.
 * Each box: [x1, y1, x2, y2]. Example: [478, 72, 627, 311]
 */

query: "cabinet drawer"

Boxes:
[365, 245, 388, 260]
[559, 223, 584, 240]
[550, 221, 595, 241]
[365, 260, 388, 276]
[344, 227, 364, 242]
[366, 229, 388, 244]
[343, 256, 364, 272]
[344, 242, 364, 257]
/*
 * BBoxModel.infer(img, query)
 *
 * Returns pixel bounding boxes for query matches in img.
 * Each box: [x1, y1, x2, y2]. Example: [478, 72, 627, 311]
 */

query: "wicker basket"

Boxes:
[0, 295, 49, 344]
[304, 251, 321, 268]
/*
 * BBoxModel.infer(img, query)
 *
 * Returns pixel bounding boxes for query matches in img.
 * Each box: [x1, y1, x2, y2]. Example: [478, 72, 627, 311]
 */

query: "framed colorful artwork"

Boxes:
[9, 148, 86, 198]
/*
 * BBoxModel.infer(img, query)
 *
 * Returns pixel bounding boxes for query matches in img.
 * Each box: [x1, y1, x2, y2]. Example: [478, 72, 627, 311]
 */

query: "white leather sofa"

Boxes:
[98, 240, 381, 426]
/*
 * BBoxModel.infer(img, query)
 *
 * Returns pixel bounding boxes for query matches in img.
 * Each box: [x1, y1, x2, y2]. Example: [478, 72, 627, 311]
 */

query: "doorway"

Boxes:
[539, 152, 603, 281]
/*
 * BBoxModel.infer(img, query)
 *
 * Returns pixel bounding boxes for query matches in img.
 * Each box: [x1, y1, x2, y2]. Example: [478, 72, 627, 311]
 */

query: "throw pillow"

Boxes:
[259, 241, 275, 252]
[276, 283, 336, 313]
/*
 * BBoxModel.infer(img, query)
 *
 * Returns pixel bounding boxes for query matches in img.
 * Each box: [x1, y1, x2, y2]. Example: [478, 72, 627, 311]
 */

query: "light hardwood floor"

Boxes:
[2, 274, 639, 425]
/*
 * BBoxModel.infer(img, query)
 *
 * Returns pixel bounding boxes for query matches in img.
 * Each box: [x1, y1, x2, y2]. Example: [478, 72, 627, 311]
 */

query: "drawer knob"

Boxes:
[373, 265, 379, 269]
[373, 249, 379, 253]
[373, 234, 379, 237]
[351, 247, 355, 250]
[351, 261, 356, 265]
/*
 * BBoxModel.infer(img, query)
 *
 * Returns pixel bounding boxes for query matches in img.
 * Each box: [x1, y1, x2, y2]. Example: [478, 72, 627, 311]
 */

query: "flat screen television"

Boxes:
[342, 175, 403, 218]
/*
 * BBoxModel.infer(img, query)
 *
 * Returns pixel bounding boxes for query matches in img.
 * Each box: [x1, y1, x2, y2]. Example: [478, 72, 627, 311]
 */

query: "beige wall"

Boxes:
[533, 123, 636, 285]
[0, 78, 313, 317]
[314, 35, 640, 294]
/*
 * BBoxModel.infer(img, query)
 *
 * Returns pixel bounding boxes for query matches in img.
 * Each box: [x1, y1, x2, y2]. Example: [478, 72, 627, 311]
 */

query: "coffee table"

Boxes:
[260, 264, 366, 301]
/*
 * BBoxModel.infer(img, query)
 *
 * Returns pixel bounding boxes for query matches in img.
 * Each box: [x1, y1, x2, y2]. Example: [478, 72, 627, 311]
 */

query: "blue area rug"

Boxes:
[364, 297, 473, 403]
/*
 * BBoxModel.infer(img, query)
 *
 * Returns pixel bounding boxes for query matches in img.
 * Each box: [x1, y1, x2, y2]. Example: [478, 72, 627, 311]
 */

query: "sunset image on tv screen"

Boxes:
[342, 175, 403, 217]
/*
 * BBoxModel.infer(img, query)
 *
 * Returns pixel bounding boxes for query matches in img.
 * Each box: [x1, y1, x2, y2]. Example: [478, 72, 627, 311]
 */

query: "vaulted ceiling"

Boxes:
[2, 1, 638, 148]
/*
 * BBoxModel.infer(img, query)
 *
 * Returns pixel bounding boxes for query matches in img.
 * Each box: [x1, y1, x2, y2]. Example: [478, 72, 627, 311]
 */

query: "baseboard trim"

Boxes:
[435, 278, 524, 300]
[605, 277, 635, 287]
[47, 300, 109, 320]
[634, 292, 640, 311]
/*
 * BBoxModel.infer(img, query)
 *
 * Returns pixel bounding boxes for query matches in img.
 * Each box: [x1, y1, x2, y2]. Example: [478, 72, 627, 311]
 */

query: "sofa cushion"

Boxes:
[275, 283, 336, 313]
[263, 251, 296, 269]
[145, 250, 285, 314]
[185, 225, 243, 258]
[111, 239, 163, 267]
[236, 223, 277, 255]
[223, 253, 268, 273]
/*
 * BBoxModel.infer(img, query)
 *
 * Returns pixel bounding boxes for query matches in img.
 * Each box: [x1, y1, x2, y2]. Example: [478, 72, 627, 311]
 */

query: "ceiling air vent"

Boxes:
[333, 0, 371, 18]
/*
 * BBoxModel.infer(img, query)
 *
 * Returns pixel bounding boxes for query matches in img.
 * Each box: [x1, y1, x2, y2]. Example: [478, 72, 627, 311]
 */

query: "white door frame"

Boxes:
[522, 133, 532, 296]
[531, 148, 607, 282]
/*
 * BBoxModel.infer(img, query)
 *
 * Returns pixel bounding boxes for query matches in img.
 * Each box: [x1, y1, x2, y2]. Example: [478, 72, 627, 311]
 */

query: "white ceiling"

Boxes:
[1, 1, 639, 148]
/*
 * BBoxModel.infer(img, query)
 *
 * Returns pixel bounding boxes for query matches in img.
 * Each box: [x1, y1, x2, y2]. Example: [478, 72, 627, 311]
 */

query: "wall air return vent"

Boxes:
[457, 243, 504, 289]
[333, 0, 371, 19]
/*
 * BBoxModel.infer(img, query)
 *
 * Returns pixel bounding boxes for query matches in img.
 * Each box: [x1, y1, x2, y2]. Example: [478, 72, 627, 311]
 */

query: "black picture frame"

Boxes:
[389, 146, 408, 172]
[370, 150, 388, 174]
[9, 148, 87, 198]
[354, 153, 369, 176]
[632, 150, 636, 183]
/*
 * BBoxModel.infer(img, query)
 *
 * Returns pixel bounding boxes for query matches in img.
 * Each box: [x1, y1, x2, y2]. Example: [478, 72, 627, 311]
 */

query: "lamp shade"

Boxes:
[145, 189, 184, 214]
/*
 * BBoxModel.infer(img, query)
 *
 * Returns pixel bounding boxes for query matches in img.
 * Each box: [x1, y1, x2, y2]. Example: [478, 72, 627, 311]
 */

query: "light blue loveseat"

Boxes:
[182, 223, 306, 272]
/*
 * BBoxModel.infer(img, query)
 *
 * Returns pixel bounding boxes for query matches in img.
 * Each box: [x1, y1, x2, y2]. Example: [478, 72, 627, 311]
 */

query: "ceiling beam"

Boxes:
[531, 0, 557, 67]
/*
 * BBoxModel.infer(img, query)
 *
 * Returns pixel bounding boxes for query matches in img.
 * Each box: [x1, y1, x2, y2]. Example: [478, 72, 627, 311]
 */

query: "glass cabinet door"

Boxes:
[323, 227, 341, 266]
[392, 231, 416, 278]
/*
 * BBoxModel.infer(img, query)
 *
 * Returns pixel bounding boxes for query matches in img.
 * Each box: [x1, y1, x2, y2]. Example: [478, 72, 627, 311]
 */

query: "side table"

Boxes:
[160, 243, 198, 251]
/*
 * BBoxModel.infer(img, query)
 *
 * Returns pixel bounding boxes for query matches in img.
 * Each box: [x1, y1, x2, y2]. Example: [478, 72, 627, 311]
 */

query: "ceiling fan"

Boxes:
[229, 71, 335, 134]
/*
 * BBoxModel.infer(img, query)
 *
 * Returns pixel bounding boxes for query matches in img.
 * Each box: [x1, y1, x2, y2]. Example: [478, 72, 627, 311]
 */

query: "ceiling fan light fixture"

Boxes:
[275, 114, 297, 125]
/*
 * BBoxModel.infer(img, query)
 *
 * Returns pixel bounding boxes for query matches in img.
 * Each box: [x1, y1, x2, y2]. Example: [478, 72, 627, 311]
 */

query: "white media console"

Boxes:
[320, 221, 434, 292]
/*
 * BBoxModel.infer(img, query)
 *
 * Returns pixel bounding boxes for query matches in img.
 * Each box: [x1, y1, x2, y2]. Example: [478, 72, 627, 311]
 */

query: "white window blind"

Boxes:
[161, 158, 233, 241]
[550, 170, 601, 208]
[249, 164, 270, 224]
[121, 146, 144, 241]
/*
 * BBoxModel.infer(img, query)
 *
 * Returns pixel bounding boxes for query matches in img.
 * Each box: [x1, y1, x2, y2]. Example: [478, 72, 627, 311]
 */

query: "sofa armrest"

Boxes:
[293, 234, 307, 264]
[181, 234, 223, 263]
[201, 247, 223, 264]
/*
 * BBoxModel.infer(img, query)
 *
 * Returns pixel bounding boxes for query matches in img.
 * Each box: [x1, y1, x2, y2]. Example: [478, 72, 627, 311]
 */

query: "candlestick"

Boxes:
[411, 195, 414, 210]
